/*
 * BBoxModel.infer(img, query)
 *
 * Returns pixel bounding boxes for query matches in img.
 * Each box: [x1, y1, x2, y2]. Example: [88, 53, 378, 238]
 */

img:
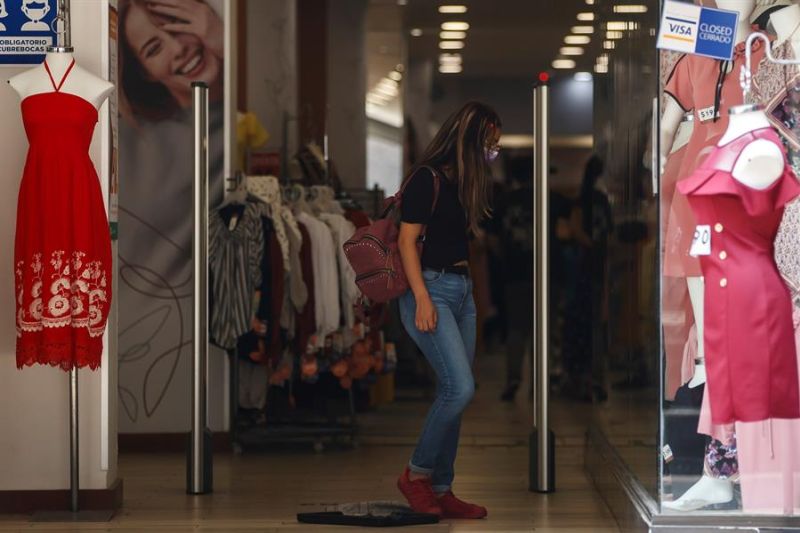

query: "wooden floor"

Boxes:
[0, 352, 620, 532]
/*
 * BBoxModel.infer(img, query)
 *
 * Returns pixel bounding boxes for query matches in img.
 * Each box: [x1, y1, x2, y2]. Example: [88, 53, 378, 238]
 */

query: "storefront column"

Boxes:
[327, 0, 368, 189]
[297, 0, 327, 148]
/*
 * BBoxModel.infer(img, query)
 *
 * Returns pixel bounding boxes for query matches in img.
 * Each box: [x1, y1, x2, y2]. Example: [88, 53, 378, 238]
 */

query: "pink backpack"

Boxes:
[343, 168, 441, 303]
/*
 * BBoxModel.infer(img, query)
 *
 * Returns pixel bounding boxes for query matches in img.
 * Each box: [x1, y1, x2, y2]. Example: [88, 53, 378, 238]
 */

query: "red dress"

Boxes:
[14, 60, 112, 371]
[678, 127, 800, 424]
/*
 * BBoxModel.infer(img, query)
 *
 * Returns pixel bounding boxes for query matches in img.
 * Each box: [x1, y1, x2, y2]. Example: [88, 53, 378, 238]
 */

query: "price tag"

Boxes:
[697, 105, 720, 123]
[662, 444, 674, 463]
[690, 225, 711, 257]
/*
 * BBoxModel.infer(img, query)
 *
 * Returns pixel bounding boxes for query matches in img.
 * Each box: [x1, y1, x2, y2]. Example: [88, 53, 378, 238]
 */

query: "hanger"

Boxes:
[218, 172, 247, 208]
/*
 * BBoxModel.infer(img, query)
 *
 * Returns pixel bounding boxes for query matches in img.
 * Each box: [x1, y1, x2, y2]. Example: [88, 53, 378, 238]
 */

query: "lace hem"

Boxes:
[16, 341, 102, 371]
[17, 318, 107, 338]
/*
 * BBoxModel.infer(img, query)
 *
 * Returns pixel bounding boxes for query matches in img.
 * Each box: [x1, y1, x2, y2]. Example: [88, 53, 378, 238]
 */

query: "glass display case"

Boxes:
[585, 1, 800, 531]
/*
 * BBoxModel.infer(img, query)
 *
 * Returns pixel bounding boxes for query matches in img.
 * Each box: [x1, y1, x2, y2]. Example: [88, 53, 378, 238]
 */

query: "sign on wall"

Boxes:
[657, 0, 739, 61]
[0, 0, 57, 64]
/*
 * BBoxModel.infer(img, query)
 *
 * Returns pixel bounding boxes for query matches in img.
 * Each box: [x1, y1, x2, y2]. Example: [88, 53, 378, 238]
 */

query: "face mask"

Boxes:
[486, 146, 500, 163]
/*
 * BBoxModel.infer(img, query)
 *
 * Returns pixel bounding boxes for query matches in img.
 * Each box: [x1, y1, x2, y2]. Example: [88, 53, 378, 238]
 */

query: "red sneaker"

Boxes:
[397, 467, 442, 516]
[438, 491, 488, 519]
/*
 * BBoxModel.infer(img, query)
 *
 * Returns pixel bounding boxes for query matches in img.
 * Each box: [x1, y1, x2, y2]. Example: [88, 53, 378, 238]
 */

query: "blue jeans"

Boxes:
[399, 270, 476, 494]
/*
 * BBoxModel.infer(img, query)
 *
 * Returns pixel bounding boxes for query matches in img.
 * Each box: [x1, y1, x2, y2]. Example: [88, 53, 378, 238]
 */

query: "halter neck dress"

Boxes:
[14, 59, 112, 370]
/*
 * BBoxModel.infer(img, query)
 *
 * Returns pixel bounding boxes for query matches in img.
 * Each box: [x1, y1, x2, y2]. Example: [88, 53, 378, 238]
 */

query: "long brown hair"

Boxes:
[410, 101, 501, 233]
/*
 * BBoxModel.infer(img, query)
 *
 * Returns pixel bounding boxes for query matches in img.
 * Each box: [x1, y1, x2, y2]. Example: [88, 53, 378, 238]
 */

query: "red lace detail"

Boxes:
[16, 341, 101, 371]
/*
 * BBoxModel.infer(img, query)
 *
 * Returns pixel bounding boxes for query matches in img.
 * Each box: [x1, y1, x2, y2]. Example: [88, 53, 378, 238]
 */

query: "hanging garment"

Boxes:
[297, 212, 340, 346]
[665, 38, 767, 179]
[750, 39, 800, 298]
[320, 213, 359, 329]
[15, 60, 112, 370]
[677, 127, 800, 424]
[209, 202, 264, 350]
[735, 307, 800, 515]
[294, 222, 317, 355]
[247, 175, 291, 271]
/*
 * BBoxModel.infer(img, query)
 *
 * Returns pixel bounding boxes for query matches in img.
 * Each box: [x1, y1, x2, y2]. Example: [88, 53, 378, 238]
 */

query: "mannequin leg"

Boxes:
[686, 277, 706, 388]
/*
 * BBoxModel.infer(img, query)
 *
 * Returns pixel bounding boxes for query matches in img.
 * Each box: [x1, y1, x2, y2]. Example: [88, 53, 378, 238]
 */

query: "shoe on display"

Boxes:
[662, 476, 734, 512]
[437, 491, 488, 519]
[397, 467, 442, 516]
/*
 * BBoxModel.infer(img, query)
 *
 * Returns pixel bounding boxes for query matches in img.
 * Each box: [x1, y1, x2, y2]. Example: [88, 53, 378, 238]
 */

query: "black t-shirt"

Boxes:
[401, 167, 469, 270]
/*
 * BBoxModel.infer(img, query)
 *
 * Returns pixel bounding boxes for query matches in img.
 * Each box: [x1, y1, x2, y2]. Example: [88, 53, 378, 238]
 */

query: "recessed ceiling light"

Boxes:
[606, 30, 624, 39]
[367, 94, 389, 105]
[439, 53, 463, 64]
[441, 21, 470, 31]
[439, 40, 465, 49]
[603, 40, 616, 49]
[440, 31, 467, 39]
[571, 25, 594, 34]
[397, 0, 407, 5]
[607, 21, 637, 30]
[560, 46, 584, 56]
[597, 54, 609, 65]
[574, 72, 593, 82]
[439, 64, 463, 74]
[565, 35, 591, 45]
[552, 59, 576, 69]
[439, 5, 468, 13]
[613, 4, 647, 13]
[586, 0, 595, 4]
[594, 63, 608, 73]
[374, 85, 398, 97]
[410, 28, 423, 37]
[379, 78, 399, 89]
[388, 71, 403, 81]
[577, 12, 595, 21]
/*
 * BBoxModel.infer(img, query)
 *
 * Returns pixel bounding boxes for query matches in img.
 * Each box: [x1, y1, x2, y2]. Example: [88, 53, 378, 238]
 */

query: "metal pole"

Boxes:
[69, 368, 79, 512]
[60, 0, 71, 49]
[188, 81, 212, 495]
[530, 82, 555, 493]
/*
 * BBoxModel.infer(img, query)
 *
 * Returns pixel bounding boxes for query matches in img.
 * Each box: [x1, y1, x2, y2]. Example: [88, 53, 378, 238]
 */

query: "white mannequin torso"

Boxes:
[719, 109, 784, 189]
[771, 5, 800, 59]
[8, 52, 114, 110]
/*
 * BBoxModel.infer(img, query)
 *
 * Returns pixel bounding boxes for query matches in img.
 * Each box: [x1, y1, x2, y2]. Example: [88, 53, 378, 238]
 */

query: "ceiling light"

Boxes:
[603, 40, 616, 49]
[374, 85, 398, 97]
[613, 4, 647, 13]
[574, 72, 593, 82]
[552, 59, 576, 69]
[560, 47, 584, 56]
[577, 12, 595, 21]
[397, 0, 407, 4]
[586, 0, 595, 4]
[565, 35, 591, 45]
[606, 31, 624, 39]
[439, 64, 463, 74]
[379, 78, 399, 89]
[410, 28, 423, 37]
[439, 5, 467, 13]
[439, 40, 465, 49]
[597, 54, 609, 65]
[594, 63, 608, 73]
[440, 31, 467, 39]
[367, 94, 389, 106]
[388, 71, 403, 81]
[571, 25, 594, 34]
[441, 21, 470, 31]
[607, 21, 638, 30]
[439, 53, 463, 64]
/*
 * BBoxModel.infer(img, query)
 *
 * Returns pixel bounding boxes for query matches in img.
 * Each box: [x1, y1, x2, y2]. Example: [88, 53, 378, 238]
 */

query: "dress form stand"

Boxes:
[664, 103, 784, 513]
[9, 0, 114, 522]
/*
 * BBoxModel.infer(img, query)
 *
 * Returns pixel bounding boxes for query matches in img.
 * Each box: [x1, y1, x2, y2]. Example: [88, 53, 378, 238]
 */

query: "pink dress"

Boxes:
[677, 127, 800, 425]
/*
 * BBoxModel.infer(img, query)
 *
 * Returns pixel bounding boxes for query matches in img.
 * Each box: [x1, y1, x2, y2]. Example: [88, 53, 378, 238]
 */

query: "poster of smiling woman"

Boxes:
[117, 0, 230, 433]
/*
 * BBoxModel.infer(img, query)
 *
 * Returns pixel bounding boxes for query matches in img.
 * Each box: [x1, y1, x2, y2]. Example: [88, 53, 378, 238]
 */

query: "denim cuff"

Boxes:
[431, 484, 451, 494]
[408, 461, 433, 475]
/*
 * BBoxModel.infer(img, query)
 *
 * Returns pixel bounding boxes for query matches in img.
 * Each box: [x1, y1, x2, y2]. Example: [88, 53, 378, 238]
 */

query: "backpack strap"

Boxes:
[381, 165, 442, 221]
[418, 166, 441, 240]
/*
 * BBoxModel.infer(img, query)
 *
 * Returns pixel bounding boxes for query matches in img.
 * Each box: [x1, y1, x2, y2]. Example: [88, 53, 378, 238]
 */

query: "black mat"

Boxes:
[298, 501, 439, 527]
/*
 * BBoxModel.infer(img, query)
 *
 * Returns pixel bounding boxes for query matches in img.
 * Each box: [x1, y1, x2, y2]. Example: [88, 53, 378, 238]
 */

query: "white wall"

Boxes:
[0, 0, 116, 491]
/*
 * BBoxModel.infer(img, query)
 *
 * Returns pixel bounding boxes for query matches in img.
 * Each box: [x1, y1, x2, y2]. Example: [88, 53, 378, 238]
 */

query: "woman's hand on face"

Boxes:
[415, 294, 438, 333]
[148, 0, 224, 58]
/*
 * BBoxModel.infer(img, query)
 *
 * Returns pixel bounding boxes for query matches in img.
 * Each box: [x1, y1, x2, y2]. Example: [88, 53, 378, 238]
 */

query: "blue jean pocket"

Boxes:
[422, 270, 443, 283]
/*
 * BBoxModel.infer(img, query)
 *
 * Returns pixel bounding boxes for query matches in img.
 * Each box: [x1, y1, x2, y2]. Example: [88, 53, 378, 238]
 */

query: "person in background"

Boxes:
[396, 102, 501, 519]
[561, 155, 612, 402]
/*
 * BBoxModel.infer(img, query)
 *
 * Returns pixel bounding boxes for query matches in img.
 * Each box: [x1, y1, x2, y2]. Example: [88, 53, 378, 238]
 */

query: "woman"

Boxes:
[396, 102, 501, 519]
[120, 0, 224, 121]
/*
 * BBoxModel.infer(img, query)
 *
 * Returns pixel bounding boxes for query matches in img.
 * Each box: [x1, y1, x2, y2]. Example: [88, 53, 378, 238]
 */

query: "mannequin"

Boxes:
[665, 104, 786, 513]
[660, 1, 759, 512]
[8, 50, 113, 110]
